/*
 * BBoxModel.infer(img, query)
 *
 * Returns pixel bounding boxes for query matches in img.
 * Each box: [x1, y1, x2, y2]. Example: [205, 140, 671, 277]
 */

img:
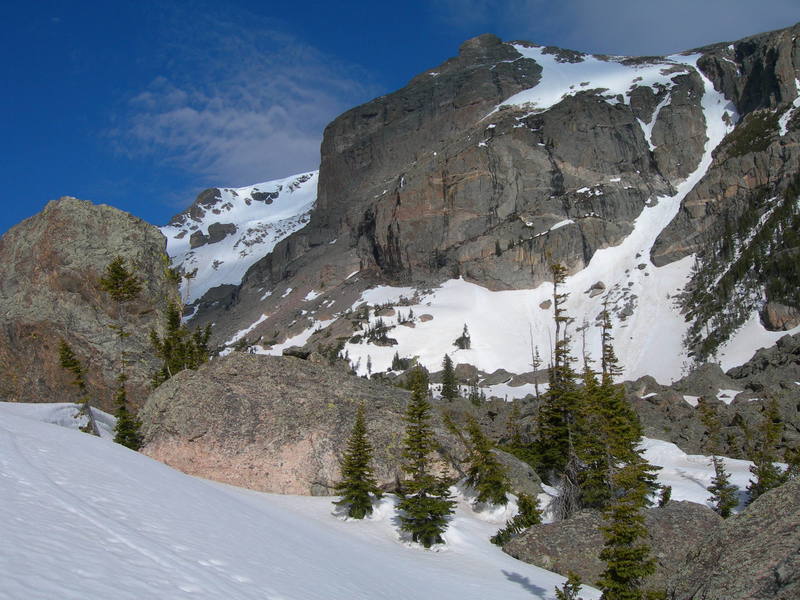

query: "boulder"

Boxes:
[668, 478, 800, 600]
[503, 501, 722, 590]
[0, 197, 175, 410]
[140, 353, 464, 495]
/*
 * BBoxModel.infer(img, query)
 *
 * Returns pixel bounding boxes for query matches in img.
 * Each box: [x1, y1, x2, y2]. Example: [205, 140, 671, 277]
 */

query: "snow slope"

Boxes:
[0, 401, 757, 600]
[492, 45, 697, 119]
[0, 403, 600, 600]
[162, 172, 317, 304]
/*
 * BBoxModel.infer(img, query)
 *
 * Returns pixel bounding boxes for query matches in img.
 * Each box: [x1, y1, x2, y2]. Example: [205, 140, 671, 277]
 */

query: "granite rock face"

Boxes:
[0, 197, 175, 410]
[668, 478, 800, 600]
[503, 501, 722, 591]
[140, 353, 468, 495]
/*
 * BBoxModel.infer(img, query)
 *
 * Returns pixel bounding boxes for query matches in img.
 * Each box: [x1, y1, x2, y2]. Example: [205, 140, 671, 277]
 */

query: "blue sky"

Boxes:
[2, 0, 798, 234]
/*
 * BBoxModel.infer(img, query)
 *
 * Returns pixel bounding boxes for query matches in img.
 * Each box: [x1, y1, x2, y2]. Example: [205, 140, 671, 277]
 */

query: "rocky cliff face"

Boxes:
[0, 197, 176, 410]
[165, 24, 800, 402]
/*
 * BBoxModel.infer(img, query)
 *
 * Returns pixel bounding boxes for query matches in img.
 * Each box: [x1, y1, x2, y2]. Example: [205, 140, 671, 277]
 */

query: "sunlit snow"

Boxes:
[162, 172, 317, 304]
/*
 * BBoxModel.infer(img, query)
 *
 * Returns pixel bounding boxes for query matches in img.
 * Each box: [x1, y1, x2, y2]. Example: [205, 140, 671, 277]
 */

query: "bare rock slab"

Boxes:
[140, 353, 463, 495]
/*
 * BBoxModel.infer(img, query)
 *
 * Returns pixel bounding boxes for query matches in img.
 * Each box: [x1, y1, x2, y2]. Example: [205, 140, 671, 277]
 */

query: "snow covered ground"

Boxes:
[0, 400, 758, 600]
[162, 172, 317, 304]
[0, 403, 598, 600]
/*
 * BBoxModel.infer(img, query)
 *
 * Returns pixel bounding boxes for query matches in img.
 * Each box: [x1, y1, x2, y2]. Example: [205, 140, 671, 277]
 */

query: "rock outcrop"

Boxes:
[668, 478, 800, 600]
[503, 501, 722, 591]
[0, 197, 175, 410]
[142, 352, 533, 495]
[628, 333, 800, 457]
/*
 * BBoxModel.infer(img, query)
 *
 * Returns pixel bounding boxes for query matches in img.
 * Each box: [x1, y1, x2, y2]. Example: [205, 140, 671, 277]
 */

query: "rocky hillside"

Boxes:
[170, 24, 800, 391]
[0, 197, 176, 411]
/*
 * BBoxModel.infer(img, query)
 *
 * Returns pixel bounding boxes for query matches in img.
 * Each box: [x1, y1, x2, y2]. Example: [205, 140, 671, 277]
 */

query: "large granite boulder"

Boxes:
[503, 501, 722, 591]
[0, 197, 175, 410]
[668, 478, 800, 600]
[140, 353, 469, 495]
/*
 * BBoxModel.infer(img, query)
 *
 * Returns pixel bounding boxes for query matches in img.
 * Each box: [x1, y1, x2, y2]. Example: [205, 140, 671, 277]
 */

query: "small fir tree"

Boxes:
[746, 399, 786, 504]
[657, 485, 671, 508]
[707, 456, 738, 517]
[441, 354, 458, 401]
[596, 460, 657, 600]
[150, 302, 211, 387]
[397, 378, 455, 547]
[490, 492, 543, 545]
[333, 404, 382, 519]
[99, 256, 143, 449]
[536, 263, 582, 479]
[465, 415, 511, 505]
[555, 572, 585, 600]
[454, 323, 471, 350]
[113, 383, 143, 450]
[58, 340, 100, 436]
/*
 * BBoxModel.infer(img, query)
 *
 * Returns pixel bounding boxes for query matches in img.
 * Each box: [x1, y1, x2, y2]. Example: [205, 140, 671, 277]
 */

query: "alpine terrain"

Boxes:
[3, 20, 800, 600]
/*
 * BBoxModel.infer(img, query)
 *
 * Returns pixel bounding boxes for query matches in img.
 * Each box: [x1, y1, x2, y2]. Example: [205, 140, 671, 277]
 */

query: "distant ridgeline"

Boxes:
[684, 173, 800, 361]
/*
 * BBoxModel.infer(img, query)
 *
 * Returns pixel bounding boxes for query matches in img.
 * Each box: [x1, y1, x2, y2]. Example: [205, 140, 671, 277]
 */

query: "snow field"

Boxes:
[0, 403, 601, 600]
[162, 171, 318, 304]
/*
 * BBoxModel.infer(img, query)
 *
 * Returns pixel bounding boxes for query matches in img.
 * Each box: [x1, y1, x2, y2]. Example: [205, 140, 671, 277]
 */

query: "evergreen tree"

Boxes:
[465, 415, 511, 505]
[576, 361, 613, 509]
[113, 383, 143, 450]
[397, 379, 455, 547]
[657, 486, 671, 508]
[150, 302, 211, 387]
[536, 263, 582, 480]
[596, 460, 657, 600]
[454, 323, 471, 350]
[490, 492, 543, 545]
[555, 572, 585, 600]
[441, 354, 458, 401]
[58, 340, 100, 436]
[746, 399, 786, 503]
[333, 404, 382, 519]
[99, 256, 143, 449]
[707, 456, 738, 517]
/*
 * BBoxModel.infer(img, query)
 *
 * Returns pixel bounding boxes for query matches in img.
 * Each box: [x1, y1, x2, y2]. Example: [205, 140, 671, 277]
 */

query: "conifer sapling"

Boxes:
[333, 404, 382, 519]
[397, 378, 455, 547]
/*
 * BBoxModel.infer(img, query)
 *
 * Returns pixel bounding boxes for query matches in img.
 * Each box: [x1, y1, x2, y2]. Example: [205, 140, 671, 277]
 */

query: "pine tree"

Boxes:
[555, 572, 585, 600]
[576, 361, 613, 509]
[397, 378, 455, 547]
[465, 415, 510, 505]
[150, 302, 211, 387]
[441, 354, 458, 401]
[454, 323, 471, 350]
[58, 340, 100, 436]
[333, 404, 382, 519]
[596, 460, 657, 600]
[536, 263, 581, 479]
[99, 256, 143, 449]
[746, 399, 786, 503]
[490, 492, 542, 545]
[113, 383, 143, 450]
[707, 456, 738, 517]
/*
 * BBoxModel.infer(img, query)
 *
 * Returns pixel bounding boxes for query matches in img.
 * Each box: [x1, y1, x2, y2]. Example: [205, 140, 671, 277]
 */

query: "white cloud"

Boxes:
[115, 5, 378, 189]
